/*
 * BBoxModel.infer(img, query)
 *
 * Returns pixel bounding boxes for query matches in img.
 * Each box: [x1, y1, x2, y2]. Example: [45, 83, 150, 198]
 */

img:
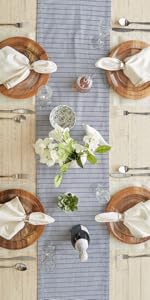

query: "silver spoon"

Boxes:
[0, 108, 34, 114]
[0, 115, 26, 123]
[0, 263, 27, 271]
[118, 18, 150, 27]
[119, 165, 150, 173]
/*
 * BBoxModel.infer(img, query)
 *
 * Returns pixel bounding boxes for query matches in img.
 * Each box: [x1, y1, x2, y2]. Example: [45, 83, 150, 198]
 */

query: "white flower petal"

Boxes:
[84, 124, 109, 146]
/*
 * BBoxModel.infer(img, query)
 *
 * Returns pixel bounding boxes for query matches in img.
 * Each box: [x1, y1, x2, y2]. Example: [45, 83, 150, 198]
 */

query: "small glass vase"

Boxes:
[74, 74, 93, 93]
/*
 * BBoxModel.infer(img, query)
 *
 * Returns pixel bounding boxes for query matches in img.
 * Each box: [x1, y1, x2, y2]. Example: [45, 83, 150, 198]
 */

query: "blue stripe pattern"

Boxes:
[37, 0, 111, 299]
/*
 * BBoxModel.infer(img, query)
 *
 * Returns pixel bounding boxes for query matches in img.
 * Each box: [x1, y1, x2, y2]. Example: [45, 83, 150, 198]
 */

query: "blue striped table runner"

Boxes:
[37, 1, 111, 299]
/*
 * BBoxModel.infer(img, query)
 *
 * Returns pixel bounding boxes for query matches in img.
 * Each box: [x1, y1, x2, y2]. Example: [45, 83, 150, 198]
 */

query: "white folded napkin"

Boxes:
[95, 47, 150, 87]
[0, 46, 57, 89]
[0, 196, 55, 240]
[95, 200, 150, 238]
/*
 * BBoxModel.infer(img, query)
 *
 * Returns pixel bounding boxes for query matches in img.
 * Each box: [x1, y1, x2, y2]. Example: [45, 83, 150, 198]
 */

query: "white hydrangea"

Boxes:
[49, 124, 69, 142]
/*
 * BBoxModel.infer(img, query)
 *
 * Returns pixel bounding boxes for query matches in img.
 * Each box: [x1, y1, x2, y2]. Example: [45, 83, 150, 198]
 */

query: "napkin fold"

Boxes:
[0, 196, 55, 240]
[95, 47, 150, 87]
[0, 46, 57, 89]
[95, 200, 150, 238]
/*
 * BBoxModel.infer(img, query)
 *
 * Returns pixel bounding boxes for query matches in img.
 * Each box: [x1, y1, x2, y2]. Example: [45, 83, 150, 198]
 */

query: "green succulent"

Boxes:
[57, 193, 79, 212]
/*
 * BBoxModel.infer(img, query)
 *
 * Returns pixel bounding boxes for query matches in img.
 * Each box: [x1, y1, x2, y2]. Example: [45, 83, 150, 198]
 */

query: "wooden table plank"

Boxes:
[112, 0, 150, 28]
[0, 1, 37, 299]
[109, 29, 150, 300]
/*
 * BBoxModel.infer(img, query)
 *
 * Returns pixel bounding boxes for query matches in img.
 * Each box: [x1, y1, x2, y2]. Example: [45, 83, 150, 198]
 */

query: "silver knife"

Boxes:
[110, 173, 150, 178]
[0, 109, 34, 114]
[112, 27, 150, 32]
[0, 256, 36, 261]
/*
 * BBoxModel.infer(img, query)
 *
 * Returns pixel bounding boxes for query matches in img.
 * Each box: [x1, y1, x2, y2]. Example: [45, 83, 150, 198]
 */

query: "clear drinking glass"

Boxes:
[37, 85, 53, 109]
[91, 19, 110, 49]
[96, 184, 110, 202]
[40, 243, 56, 272]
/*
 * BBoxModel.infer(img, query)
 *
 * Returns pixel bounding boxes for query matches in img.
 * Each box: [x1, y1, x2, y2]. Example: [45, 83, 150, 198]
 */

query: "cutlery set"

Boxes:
[110, 165, 150, 178]
[0, 108, 34, 124]
[111, 108, 150, 177]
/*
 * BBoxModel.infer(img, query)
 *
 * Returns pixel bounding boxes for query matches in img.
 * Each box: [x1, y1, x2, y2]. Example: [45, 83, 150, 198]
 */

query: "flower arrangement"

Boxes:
[57, 193, 79, 212]
[34, 124, 111, 187]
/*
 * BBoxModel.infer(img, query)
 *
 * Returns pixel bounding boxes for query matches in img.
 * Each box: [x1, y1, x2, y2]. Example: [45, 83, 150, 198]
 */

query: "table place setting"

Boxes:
[95, 40, 150, 99]
[0, 189, 55, 249]
[95, 187, 150, 244]
[0, 36, 57, 99]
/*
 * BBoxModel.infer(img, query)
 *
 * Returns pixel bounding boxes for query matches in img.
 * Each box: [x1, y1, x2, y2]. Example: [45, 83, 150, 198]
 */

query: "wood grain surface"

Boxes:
[109, 31, 150, 300]
[0, 36, 49, 99]
[106, 40, 150, 99]
[106, 186, 150, 244]
[0, 189, 45, 250]
[0, 0, 150, 300]
[0, 1, 37, 300]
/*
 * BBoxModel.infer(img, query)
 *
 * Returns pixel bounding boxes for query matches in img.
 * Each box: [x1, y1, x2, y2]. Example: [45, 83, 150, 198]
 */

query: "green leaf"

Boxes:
[87, 152, 97, 164]
[54, 174, 63, 187]
[63, 130, 70, 141]
[60, 162, 70, 174]
[76, 156, 83, 168]
[96, 145, 111, 154]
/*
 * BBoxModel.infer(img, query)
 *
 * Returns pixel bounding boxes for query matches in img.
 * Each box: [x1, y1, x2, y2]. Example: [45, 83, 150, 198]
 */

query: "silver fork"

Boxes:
[0, 22, 23, 28]
[124, 110, 150, 116]
[118, 254, 150, 259]
[0, 174, 28, 179]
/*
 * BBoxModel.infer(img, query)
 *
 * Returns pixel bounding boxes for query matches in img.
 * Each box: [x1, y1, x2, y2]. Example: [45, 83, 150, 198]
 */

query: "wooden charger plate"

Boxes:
[106, 186, 150, 244]
[0, 36, 49, 99]
[106, 40, 150, 99]
[0, 189, 45, 249]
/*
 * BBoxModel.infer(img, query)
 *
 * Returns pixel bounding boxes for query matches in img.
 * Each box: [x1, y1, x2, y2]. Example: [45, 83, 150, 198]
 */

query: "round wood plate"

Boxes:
[0, 189, 45, 249]
[0, 36, 49, 99]
[106, 40, 150, 99]
[106, 186, 150, 244]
